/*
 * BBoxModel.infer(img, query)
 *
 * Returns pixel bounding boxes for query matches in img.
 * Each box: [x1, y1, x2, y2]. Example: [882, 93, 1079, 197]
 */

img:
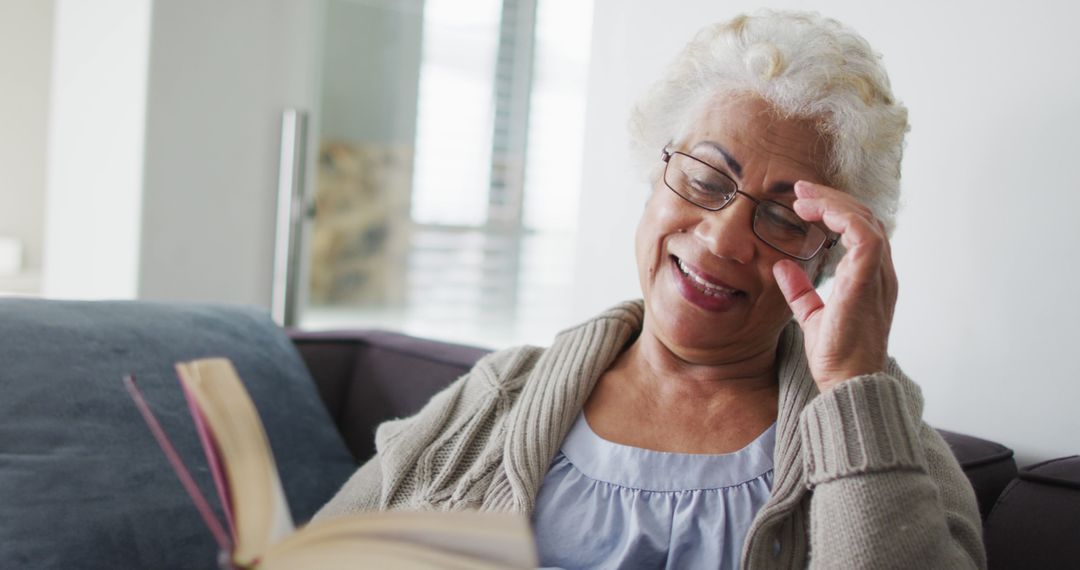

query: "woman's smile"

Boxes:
[669, 255, 746, 312]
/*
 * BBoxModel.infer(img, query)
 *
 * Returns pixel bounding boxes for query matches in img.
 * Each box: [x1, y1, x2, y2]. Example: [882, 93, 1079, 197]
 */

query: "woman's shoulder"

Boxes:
[468, 300, 647, 391]
[466, 344, 548, 393]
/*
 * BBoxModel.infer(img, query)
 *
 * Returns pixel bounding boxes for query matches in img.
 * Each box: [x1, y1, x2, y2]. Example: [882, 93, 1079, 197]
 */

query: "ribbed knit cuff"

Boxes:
[800, 372, 927, 487]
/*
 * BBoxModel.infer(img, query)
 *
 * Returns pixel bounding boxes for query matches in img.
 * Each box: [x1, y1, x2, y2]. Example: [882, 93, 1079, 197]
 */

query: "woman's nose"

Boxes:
[692, 198, 756, 264]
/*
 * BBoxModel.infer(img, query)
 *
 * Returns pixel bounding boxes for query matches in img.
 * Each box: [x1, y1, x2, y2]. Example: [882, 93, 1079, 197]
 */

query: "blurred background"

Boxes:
[1, 0, 1077, 465]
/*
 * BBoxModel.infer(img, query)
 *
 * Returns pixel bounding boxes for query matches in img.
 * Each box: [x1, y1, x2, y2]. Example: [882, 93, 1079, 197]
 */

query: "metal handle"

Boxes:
[271, 109, 308, 326]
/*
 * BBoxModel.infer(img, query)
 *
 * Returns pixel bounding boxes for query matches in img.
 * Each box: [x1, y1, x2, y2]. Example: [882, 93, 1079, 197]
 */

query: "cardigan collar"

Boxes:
[502, 299, 819, 514]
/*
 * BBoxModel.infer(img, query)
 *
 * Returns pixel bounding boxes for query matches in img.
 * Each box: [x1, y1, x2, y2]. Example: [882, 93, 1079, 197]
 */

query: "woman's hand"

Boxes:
[772, 181, 898, 393]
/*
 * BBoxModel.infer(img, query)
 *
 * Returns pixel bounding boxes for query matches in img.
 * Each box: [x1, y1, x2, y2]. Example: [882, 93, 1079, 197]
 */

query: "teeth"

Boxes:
[676, 258, 737, 296]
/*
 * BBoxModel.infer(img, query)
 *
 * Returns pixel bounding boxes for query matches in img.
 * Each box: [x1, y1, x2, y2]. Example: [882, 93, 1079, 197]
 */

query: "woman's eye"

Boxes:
[689, 178, 728, 195]
[762, 208, 808, 235]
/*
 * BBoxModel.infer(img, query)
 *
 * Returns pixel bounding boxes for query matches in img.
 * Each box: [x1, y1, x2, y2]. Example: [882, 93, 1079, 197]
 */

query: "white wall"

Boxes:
[42, 0, 151, 299]
[0, 0, 53, 280]
[574, 0, 1080, 465]
[137, 0, 322, 306]
[34, 0, 322, 305]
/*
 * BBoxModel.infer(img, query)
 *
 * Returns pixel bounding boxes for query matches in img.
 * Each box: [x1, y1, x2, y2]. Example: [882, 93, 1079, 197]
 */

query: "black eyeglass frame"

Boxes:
[660, 148, 839, 261]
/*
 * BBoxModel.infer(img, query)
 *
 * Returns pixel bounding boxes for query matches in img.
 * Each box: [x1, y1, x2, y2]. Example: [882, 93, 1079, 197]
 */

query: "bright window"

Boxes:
[302, 0, 594, 348]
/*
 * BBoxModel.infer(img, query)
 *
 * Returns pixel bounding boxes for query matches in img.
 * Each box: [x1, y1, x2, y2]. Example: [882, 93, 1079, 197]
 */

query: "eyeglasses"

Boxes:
[660, 148, 838, 261]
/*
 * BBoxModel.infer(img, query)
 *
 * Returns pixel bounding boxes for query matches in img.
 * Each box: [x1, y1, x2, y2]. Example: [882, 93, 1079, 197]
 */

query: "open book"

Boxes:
[124, 357, 537, 569]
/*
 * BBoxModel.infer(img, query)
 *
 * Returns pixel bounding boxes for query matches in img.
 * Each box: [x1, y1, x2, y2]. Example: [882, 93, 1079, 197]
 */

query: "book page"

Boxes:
[261, 537, 525, 570]
[267, 510, 538, 568]
[175, 359, 295, 565]
[179, 379, 236, 539]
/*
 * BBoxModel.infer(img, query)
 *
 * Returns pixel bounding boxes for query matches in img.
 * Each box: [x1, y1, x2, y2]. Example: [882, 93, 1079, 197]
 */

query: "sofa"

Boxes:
[1, 299, 1076, 568]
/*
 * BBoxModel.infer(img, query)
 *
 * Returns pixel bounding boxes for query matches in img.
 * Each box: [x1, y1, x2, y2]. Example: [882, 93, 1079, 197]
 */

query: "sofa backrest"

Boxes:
[288, 328, 1022, 524]
[289, 329, 490, 463]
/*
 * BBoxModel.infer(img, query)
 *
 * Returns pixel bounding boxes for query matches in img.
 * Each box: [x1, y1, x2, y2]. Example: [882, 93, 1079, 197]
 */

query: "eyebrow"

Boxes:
[691, 141, 742, 178]
[768, 182, 795, 195]
[690, 140, 797, 195]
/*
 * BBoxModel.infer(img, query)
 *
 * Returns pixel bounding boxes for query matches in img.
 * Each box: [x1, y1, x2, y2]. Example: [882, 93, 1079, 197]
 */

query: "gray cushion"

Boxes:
[0, 299, 358, 569]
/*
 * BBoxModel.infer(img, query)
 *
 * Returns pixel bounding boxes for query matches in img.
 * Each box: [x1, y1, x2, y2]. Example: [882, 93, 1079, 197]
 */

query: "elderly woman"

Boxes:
[316, 10, 985, 569]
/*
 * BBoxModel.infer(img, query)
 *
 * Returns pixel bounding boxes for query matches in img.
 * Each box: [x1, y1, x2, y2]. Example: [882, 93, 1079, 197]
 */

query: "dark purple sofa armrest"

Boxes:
[288, 329, 490, 463]
[984, 455, 1080, 569]
[937, 429, 1018, 520]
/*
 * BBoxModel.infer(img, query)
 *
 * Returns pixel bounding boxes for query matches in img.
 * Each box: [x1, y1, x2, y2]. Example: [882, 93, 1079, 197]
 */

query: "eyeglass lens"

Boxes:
[664, 152, 827, 260]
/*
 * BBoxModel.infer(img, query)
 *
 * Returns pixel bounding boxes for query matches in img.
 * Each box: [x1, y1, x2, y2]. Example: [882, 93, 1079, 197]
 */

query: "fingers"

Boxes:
[793, 194, 876, 240]
[793, 181, 887, 282]
[880, 232, 899, 318]
[795, 180, 869, 207]
[793, 181, 875, 225]
[796, 181, 899, 320]
[773, 259, 824, 328]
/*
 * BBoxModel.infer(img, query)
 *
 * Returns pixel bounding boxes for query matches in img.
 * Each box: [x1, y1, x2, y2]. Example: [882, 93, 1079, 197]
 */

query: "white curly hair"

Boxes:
[629, 10, 909, 281]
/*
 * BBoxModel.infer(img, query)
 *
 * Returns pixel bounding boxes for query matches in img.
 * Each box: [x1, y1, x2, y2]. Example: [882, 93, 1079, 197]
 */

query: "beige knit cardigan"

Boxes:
[315, 301, 986, 569]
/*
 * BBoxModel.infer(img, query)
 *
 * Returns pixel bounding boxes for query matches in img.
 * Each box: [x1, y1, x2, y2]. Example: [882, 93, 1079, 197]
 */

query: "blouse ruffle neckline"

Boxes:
[561, 412, 777, 492]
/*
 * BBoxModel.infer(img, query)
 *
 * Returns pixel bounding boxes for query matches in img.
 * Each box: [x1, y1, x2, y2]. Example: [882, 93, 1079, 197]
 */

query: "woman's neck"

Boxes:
[582, 324, 781, 454]
[622, 324, 780, 409]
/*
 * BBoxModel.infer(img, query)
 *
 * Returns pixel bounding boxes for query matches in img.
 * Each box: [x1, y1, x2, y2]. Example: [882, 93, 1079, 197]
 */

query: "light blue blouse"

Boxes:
[532, 412, 776, 569]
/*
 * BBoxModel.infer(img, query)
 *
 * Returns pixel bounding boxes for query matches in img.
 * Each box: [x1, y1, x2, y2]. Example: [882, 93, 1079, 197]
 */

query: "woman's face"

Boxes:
[635, 95, 831, 364]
